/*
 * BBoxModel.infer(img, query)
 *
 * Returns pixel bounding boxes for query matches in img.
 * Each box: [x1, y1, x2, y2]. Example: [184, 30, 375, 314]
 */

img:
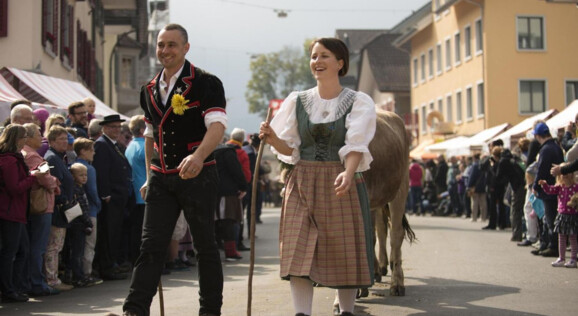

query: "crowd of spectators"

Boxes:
[0, 99, 271, 304]
[408, 117, 578, 268]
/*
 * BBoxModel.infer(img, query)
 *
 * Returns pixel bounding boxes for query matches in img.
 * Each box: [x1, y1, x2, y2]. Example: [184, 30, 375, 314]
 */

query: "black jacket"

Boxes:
[533, 138, 564, 200]
[214, 144, 247, 196]
[93, 135, 133, 201]
[434, 160, 448, 191]
[495, 150, 525, 191]
[140, 60, 227, 173]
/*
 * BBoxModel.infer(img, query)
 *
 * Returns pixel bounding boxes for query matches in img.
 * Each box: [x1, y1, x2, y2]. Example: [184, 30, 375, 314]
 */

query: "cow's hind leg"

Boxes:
[374, 206, 389, 280]
[389, 179, 410, 296]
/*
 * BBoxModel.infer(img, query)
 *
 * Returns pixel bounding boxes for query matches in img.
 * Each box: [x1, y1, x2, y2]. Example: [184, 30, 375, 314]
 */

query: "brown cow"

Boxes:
[364, 110, 416, 296]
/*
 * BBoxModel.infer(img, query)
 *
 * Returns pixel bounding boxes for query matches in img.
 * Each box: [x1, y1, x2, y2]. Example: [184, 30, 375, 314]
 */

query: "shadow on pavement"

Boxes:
[354, 276, 545, 316]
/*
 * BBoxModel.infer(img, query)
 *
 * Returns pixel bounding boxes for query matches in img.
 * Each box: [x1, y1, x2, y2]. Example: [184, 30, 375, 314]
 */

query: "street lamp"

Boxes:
[274, 9, 288, 18]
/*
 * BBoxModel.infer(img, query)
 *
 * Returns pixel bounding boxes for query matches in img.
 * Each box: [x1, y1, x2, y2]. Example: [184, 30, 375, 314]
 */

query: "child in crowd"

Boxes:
[66, 163, 94, 287]
[539, 163, 578, 268]
[73, 138, 103, 286]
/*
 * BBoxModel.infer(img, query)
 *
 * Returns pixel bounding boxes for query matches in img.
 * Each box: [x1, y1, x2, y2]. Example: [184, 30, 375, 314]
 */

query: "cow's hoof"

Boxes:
[380, 266, 388, 276]
[356, 288, 369, 298]
[390, 285, 405, 296]
[374, 273, 382, 283]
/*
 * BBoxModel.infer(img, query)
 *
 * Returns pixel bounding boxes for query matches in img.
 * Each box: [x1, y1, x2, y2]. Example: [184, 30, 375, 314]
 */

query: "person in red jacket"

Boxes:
[0, 124, 47, 303]
[409, 159, 424, 215]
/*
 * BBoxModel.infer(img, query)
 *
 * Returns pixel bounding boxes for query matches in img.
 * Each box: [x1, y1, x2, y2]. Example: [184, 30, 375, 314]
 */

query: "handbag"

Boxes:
[29, 187, 48, 215]
[64, 203, 83, 223]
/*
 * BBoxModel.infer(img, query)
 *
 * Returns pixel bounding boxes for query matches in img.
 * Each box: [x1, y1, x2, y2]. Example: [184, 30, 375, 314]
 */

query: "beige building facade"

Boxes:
[0, 0, 103, 92]
[399, 0, 578, 145]
[0, 0, 148, 115]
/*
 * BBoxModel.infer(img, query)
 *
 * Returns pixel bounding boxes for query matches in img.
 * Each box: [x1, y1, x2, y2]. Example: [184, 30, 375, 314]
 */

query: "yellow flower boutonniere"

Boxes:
[171, 94, 190, 115]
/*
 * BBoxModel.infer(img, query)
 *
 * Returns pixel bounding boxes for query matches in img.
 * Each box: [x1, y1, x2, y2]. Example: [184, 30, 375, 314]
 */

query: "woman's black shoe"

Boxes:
[2, 292, 29, 303]
[341, 312, 355, 316]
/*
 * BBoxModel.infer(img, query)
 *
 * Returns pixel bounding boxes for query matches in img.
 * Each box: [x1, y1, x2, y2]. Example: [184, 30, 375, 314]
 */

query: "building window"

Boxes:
[413, 58, 418, 85]
[466, 87, 473, 120]
[456, 90, 462, 123]
[77, 23, 96, 92]
[437, 98, 443, 114]
[60, 1, 74, 67]
[517, 16, 544, 50]
[566, 81, 578, 106]
[42, 0, 59, 55]
[445, 38, 451, 71]
[428, 49, 434, 79]
[446, 94, 453, 123]
[0, 0, 7, 37]
[475, 19, 483, 53]
[477, 82, 484, 117]
[436, 43, 442, 75]
[421, 105, 427, 133]
[429, 101, 434, 111]
[454, 32, 461, 65]
[520, 80, 546, 114]
[119, 56, 137, 89]
[464, 25, 471, 60]
[420, 53, 426, 82]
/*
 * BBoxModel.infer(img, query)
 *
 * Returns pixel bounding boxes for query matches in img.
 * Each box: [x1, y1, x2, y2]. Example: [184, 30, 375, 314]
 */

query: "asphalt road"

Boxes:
[1, 207, 577, 316]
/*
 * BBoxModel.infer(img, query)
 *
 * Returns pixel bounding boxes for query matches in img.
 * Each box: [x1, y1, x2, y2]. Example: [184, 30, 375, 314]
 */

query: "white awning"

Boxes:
[1, 67, 127, 119]
[0, 74, 65, 122]
[546, 99, 578, 132]
[425, 136, 470, 157]
[490, 109, 558, 149]
[468, 123, 510, 154]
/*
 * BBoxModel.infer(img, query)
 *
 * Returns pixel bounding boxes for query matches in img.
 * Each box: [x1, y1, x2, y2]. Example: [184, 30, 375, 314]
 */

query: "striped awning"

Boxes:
[1, 67, 127, 119]
[0, 74, 65, 122]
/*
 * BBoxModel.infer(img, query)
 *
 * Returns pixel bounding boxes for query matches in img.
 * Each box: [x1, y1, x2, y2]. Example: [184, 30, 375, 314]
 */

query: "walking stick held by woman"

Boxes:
[247, 108, 273, 316]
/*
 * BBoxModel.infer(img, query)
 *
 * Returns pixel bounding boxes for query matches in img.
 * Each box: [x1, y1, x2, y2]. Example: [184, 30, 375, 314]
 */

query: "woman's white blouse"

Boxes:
[269, 87, 377, 172]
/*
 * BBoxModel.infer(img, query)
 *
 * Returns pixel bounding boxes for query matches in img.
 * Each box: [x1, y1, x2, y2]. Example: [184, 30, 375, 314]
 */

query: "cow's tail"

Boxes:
[403, 214, 417, 244]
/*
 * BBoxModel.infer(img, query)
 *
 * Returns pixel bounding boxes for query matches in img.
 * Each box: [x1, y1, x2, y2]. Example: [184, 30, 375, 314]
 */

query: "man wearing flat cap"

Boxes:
[92, 114, 133, 280]
[117, 23, 227, 316]
[532, 122, 563, 258]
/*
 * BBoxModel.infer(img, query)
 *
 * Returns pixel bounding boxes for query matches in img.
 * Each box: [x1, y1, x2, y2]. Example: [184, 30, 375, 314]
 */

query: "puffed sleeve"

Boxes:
[339, 92, 376, 172]
[269, 91, 301, 165]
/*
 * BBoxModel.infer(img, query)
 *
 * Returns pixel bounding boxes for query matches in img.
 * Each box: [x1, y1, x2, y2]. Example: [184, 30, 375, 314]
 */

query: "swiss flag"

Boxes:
[269, 99, 284, 117]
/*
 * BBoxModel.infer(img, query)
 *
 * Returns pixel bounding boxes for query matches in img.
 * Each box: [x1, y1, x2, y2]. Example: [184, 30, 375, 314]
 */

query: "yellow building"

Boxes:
[395, 0, 578, 146]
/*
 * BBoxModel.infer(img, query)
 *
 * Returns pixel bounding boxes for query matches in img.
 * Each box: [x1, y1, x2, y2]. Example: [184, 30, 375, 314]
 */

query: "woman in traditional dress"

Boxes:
[259, 38, 376, 316]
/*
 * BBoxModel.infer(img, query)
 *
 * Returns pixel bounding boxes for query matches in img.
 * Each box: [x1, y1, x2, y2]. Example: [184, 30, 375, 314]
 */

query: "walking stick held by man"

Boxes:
[247, 108, 273, 316]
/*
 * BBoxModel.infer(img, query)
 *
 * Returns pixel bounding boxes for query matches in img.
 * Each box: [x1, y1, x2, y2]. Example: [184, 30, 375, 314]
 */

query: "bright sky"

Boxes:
[170, 0, 429, 135]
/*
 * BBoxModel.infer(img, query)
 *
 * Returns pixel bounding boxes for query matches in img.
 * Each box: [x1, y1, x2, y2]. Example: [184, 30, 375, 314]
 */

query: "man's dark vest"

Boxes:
[140, 60, 226, 174]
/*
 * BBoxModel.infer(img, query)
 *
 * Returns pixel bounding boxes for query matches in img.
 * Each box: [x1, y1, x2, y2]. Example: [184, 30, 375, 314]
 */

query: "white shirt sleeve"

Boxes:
[338, 92, 377, 172]
[144, 122, 154, 138]
[269, 92, 301, 164]
[204, 111, 228, 130]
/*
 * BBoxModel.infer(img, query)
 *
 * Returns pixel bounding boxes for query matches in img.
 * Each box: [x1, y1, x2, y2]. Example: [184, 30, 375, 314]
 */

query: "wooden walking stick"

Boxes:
[159, 280, 165, 316]
[247, 108, 273, 316]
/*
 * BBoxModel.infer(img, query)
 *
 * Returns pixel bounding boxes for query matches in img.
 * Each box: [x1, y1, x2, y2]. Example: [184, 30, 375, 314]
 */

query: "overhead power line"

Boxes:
[208, 0, 412, 17]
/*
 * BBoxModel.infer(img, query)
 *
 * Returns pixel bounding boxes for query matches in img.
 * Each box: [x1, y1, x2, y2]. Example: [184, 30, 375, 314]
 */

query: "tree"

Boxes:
[245, 40, 316, 119]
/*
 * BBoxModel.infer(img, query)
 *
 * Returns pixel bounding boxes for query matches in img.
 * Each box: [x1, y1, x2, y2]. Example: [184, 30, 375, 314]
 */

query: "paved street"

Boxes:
[1, 206, 577, 316]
